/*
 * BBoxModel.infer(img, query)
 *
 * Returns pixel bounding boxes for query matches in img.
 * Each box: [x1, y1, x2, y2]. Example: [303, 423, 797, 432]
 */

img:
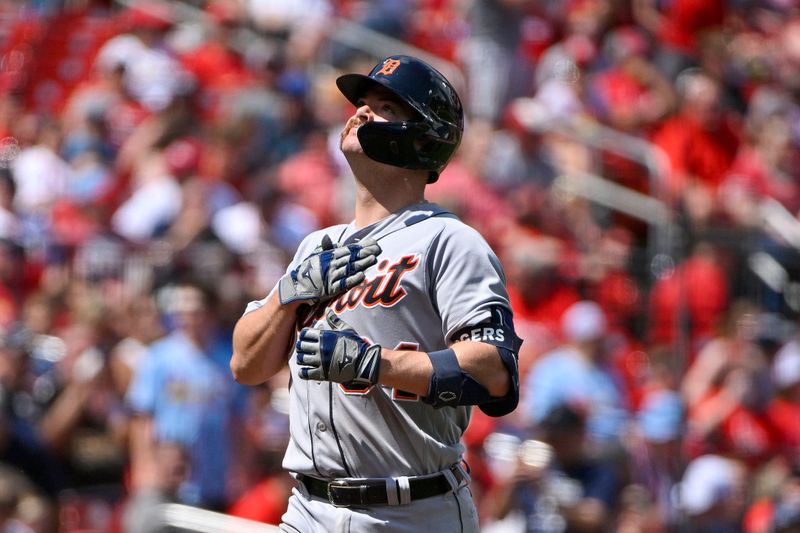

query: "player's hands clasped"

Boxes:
[278, 235, 381, 305]
[295, 310, 381, 386]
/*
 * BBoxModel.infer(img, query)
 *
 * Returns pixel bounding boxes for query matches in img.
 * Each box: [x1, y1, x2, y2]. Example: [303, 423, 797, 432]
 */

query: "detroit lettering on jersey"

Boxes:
[310, 255, 420, 322]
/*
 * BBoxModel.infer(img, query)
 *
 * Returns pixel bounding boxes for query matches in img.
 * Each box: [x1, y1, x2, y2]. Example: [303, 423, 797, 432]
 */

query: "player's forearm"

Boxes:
[231, 293, 300, 385]
[379, 341, 509, 397]
[377, 349, 432, 396]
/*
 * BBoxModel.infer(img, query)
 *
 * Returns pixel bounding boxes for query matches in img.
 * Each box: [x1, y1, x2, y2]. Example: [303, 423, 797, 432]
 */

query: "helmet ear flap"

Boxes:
[356, 121, 427, 170]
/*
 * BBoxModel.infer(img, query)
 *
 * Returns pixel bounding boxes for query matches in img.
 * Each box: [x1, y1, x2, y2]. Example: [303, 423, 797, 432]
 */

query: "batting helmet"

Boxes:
[336, 55, 464, 183]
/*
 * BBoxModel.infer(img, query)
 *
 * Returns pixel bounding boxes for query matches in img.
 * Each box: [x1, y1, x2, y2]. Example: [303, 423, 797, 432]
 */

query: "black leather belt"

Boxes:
[297, 465, 466, 507]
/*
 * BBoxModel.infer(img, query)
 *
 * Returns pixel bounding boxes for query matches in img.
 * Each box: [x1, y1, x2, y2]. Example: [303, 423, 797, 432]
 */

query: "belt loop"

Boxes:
[456, 462, 470, 484]
[296, 474, 311, 498]
[442, 467, 459, 492]
[385, 479, 400, 506]
[445, 463, 470, 491]
[397, 476, 411, 505]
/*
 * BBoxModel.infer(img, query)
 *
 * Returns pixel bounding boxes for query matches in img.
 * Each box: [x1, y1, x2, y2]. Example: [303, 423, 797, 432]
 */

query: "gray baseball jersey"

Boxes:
[245, 201, 513, 479]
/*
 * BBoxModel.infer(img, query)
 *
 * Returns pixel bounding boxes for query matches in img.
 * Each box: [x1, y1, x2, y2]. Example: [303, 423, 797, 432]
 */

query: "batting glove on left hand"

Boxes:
[295, 310, 381, 387]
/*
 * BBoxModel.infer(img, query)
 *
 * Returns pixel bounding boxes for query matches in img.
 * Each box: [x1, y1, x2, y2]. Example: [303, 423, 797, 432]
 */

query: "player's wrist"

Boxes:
[356, 343, 382, 386]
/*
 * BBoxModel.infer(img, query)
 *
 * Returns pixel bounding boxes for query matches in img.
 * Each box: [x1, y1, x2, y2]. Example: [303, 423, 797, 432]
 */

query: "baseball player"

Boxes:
[231, 55, 522, 532]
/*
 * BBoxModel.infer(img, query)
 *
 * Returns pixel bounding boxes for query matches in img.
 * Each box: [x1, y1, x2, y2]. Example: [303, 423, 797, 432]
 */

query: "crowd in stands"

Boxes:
[0, 0, 798, 531]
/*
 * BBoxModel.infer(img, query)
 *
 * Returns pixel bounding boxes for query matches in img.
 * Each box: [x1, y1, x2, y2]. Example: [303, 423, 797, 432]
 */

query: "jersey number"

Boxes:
[339, 342, 420, 401]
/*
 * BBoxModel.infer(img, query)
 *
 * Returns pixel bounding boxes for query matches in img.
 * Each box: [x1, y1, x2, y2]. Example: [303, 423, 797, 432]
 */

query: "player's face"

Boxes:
[340, 87, 415, 153]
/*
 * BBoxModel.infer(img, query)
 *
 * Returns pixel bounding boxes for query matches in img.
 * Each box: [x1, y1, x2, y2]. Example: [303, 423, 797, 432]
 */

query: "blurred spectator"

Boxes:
[588, 26, 676, 134]
[176, 2, 254, 124]
[632, 0, 727, 80]
[121, 440, 188, 533]
[614, 483, 667, 533]
[768, 340, 800, 464]
[94, 3, 191, 113]
[211, 181, 318, 258]
[720, 86, 800, 227]
[522, 300, 629, 448]
[0, 170, 18, 244]
[674, 454, 748, 533]
[180, 2, 252, 94]
[0, 286, 127, 494]
[459, 0, 533, 125]
[0, 329, 66, 500]
[227, 375, 292, 525]
[479, 108, 558, 194]
[681, 300, 770, 409]
[110, 150, 182, 244]
[744, 464, 800, 533]
[107, 295, 165, 399]
[0, 465, 52, 533]
[126, 281, 248, 510]
[626, 389, 685, 528]
[0, 240, 22, 330]
[274, 130, 340, 228]
[486, 404, 621, 533]
[9, 119, 70, 225]
[245, 0, 332, 66]
[652, 68, 741, 224]
[499, 230, 579, 373]
[426, 145, 515, 243]
[684, 359, 779, 469]
[66, 56, 150, 155]
[587, 26, 676, 201]
[680, 303, 779, 468]
[649, 241, 730, 349]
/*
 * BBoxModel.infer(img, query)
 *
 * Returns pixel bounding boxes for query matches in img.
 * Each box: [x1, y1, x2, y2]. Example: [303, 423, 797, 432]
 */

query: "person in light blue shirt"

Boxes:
[522, 300, 629, 446]
[127, 282, 248, 510]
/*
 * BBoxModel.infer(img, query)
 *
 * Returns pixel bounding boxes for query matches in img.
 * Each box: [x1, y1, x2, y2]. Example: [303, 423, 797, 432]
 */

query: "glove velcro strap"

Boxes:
[347, 245, 360, 275]
[318, 250, 334, 289]
[425, 348, 461, 408]
[357, 344, 382, 385]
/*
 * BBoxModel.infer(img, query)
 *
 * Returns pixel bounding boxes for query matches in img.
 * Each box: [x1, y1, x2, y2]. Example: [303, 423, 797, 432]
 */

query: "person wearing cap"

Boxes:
[675, 454, 747, 533]
[522, 300, 629, 448]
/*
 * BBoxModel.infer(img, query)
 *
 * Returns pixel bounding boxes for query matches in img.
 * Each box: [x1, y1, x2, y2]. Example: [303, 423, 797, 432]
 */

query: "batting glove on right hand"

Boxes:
[295, 310, 381, 387]
[278, 235, 381, 305]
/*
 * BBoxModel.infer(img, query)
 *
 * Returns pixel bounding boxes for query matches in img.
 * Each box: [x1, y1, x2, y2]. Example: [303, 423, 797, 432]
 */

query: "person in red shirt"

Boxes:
[767, 340, 800, 464]
[632, 0, 727, 79]
[651, 69, 740, 225]
[178, 2, 255, 122]
[720, 87, 800, 227]
[649, 242, 729, 351]
[685, 358, 780, 470]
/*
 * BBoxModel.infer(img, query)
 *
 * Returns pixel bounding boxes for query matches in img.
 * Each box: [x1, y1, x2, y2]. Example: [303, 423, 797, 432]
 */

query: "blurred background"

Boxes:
[0, 0, 798, 531]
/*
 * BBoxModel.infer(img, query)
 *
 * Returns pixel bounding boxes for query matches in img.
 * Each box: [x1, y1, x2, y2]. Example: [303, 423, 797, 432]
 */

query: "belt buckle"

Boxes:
[327, 479, 352, 508]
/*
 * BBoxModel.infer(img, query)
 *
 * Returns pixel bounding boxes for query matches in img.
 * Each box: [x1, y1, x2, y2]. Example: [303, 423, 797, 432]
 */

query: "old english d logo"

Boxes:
[377, 58, 401, 76]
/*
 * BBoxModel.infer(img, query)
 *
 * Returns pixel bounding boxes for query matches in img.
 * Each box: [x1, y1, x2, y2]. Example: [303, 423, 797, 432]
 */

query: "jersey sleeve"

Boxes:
[428, 224, 512, 342]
